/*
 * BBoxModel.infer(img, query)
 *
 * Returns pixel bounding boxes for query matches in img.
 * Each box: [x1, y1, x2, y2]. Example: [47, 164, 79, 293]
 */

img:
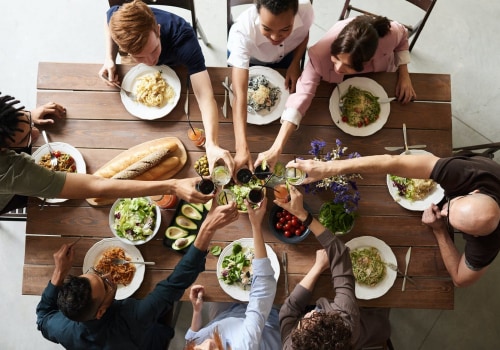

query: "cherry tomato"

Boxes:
[295, 229, 302, 236]
[279, 217, 286, 224]
[357, 121, 363, 128]
[284, 230, 292, 238]
[299, 225, 306, 232]
[283, 223, 291, 231]
[275, 223, 283, 230]
[53, 150, 61, 157]
[285, 214, 292, 221]
[341, 116, 348, 123]
[291, 218, 298, 227]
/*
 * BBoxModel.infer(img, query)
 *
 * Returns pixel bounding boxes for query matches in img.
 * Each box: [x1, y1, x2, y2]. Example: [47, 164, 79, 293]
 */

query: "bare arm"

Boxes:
[284, 34, 309, 93]
[98, 17, 119, 84]
[286, 154, 440, 184]
[190, 70, 234, 175]
[231, 67, 253, 171]
[395, 64, 416, 104]
[255, 120, 295, 171]
[59, 173, 214, 203]
[422, 204, 489, 287]
[299, 249, 329, 291]
[193, 201, 239, 251]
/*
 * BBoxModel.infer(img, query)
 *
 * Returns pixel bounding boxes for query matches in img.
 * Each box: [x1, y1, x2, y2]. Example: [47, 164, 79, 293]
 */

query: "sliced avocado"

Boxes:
[181, 204, 203, 221]
[175, 215, 197, 230]
[172, 234, 196, 250]
[189, 203, 204, 213]
[203, 199, 213, 211]
[165, 226, 188, 240]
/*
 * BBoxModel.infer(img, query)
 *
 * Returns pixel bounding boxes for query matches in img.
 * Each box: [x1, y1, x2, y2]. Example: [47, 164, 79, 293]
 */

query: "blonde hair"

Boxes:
[109, 0, 158, 55]
[184, 327, 230, 350]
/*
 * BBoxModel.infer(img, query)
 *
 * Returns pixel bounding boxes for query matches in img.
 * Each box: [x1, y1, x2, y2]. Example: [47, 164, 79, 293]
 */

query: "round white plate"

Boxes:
[345, 236, 397, 300]
[121, 63, 181, 120]
[386, 149, 445, 211]
[32, 142, 86, 203]
[230, 66, 290, 125]
[329, 77, 390, 136]
[217, 238, 280, 301]
[83, 237, 145, 300]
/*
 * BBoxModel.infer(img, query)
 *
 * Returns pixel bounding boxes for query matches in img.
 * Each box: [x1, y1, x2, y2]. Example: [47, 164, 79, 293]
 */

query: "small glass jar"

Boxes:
[187, 127, 206, 147]
[151, 194, 178, 209]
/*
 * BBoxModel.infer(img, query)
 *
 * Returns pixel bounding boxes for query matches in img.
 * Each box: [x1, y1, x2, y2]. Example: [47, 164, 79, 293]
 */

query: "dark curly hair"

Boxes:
[331, 15, 391, 72]
[57, 275, 96, 322]
[256, 0, 299, 16]
[0, 93, 26, 148]
[290, 312, 353, 350]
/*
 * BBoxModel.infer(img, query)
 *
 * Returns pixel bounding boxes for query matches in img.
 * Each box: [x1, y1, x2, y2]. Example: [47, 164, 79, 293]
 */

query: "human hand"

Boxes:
[313, 249, 330, 272]
[98, 58, 119, 86]
[205, 144, 235, 175]
[171, 177, 214, 203]
[255, 148, 280, 174]
[234, 147, 254, 173]
[395, 71, 416, 104]
[246, 197, 267, 228]
[273, 185, 308, 221]
[195, 201, 239, 251]
[31, 102, 66, 126]
[51, 243, 75, 286]
[422, 204, 448, 235]
[284, 63, 301, 93]
[189, 284, 205, 313]
[284, 159, 329, 184]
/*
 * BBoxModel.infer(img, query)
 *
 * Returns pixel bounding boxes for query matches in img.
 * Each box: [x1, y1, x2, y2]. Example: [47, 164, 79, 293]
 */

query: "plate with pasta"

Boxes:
[32, 142, 86, 203]
[83, 238, 145, 300]
[329, 77, 390, 136]
[386, 150, 445, 211]
[345, 236, 397, 300]
[229, 66, 289, 125]
[121, 63, 181, 120]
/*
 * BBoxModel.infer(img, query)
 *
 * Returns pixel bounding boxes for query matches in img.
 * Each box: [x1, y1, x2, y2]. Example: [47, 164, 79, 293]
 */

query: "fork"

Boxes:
[385, 261, 417, 287]
[221, 80, 256, 113]
[101, 74, 136, 99]
[41, 130, 58, 168]
[111, 258, 155, 265]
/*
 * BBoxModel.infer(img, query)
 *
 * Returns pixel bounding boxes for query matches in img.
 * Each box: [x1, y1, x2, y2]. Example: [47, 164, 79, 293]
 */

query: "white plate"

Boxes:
[329, 77, 390, 136]
[386, 149, 445, 211]
[345, 236, 397, 300]
[32, 142, 86, 203]
[217, 238, 280, 301]
[121, 63, 181, 120]
[230, 66, 290, 125]
[83, 238, 145, 300]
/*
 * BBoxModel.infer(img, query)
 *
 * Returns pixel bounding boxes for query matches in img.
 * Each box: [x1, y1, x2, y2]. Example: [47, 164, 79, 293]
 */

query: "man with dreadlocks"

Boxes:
[0, 93, 213, 215]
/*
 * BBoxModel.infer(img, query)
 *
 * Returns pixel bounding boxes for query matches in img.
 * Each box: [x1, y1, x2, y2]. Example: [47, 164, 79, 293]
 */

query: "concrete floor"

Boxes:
[1, 0, 499, 349]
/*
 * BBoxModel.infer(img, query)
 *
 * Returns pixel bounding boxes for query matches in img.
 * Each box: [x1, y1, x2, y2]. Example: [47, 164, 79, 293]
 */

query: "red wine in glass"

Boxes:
[254, 164, 271, 180]
[248, 188, 264, 204]
[196, 178, 215, 194]
[236, 168, 253, 184]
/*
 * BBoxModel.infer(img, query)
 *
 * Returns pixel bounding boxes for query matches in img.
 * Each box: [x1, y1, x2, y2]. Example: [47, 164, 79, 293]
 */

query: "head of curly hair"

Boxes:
[256, 0, 299, 16]
[57, 275, 97, 322]
[290, 312, 353, 350]
[0, 93, 26, 148]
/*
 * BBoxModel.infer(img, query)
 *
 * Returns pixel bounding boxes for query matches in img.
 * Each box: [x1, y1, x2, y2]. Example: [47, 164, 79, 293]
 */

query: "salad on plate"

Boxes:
[112, 197, 158, 242]
[219, 242, 254, 290]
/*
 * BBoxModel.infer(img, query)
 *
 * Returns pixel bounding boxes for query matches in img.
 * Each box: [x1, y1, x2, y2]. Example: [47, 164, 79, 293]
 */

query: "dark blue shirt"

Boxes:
[36, 245, 208, 349]
[107, 6, 206, 75]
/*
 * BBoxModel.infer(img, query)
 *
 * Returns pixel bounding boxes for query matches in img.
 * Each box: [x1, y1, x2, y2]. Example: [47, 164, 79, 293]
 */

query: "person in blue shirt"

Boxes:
[99, 0, 233, 176]
[36, 201, 239, 349]
[184, 198, 281, 350]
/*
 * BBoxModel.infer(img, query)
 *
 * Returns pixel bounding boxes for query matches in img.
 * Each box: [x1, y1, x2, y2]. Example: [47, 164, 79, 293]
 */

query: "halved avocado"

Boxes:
[175, 215, 197, 230]
[181, 204, 203, 220]
[165, 226, 188, 240]
[172, 234, 196, 250]
[203, 199, 213, 212]
[189, 203, 204, 213]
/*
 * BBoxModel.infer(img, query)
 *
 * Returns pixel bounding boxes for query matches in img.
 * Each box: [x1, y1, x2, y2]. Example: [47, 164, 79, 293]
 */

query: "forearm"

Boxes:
[50, 268, 67, 287]
[190, 310, 203, 332]
[191, 71, 219, 148]
[268, 121, 295, 155]
[232, 67, 250, 153]
[290, 35, 309, 68]
[298, 264, 323, 291]
[104, 19, 118, 62]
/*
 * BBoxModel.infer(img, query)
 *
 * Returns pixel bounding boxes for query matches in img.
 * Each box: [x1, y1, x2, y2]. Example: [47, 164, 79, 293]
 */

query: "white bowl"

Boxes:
[109, 197, 161, 245]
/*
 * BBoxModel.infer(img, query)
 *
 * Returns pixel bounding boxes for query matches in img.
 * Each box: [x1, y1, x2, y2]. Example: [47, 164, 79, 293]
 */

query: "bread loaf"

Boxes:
[112, 148, 172, 180]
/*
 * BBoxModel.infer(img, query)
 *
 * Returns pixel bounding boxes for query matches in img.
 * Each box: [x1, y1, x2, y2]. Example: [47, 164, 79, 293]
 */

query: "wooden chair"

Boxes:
[108, 0, 209, 46]
[338, 0, 437, 51]
[452, 142, 500, 159]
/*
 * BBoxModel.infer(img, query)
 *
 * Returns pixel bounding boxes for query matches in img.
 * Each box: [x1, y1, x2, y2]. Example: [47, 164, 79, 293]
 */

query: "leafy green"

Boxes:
[220, 243, 254, 290]
[319, 202, 355, 234]
[210, 245, 222, 256]
[112, 197, 157, 241]
[226, 178, 261, 211]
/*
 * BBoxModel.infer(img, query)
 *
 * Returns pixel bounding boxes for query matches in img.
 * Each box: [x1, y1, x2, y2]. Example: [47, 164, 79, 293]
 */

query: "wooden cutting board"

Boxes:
[86, 137, 187, 206]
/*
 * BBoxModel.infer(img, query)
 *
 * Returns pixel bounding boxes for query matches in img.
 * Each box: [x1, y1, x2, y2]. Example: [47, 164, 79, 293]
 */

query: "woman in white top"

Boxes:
[227, 0, 314, 173]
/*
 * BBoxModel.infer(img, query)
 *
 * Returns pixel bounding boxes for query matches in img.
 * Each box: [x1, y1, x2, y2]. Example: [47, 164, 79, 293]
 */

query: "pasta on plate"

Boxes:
[341, 85, 381, 128]
[38, 152, 76, 172]
[247, 75, 281, 112]
[135, 71, 175, 108]
[95, 247, 136, 286]
[350, 246, 386, 287]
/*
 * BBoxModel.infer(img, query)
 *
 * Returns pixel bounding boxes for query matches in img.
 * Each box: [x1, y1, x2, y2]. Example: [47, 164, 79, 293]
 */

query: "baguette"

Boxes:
[112, 148, 171, 180]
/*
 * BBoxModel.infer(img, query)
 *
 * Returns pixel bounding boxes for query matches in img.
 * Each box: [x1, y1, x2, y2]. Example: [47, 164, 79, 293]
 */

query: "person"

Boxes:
[227, 0, 314, 172]
[184, 198, 281, 350]
[256, 15, 417, 170]
[286, 153, 500, 287]
[99, 0, 233, 174]
[36, 201, 239, 349]
[0, 93, 212, 215]
[276, 185, 391, 349]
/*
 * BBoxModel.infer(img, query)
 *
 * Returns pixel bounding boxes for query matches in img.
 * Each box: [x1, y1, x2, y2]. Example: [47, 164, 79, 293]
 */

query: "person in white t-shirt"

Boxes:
[227, 0, 314, 174]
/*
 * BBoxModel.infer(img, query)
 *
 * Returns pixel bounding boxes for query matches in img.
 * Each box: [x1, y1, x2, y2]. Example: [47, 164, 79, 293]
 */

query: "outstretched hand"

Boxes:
[273, 185, 308, 221]
[31, 102, 66, 125]
[171, 177, 214, 204]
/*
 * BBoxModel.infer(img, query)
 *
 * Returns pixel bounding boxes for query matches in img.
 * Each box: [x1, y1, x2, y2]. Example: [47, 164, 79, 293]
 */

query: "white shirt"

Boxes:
[227, 0, 314, 69]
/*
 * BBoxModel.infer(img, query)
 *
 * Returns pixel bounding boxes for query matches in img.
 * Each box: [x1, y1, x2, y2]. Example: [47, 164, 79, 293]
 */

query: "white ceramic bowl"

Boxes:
[109, 197, 161, 245]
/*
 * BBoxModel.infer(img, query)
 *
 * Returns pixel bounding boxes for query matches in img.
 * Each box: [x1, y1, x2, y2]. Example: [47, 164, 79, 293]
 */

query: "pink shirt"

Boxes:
[282, 18, 410, 127]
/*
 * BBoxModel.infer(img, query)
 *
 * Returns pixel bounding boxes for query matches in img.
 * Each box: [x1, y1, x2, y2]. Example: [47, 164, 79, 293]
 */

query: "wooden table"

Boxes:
[23, 62, 453, 309]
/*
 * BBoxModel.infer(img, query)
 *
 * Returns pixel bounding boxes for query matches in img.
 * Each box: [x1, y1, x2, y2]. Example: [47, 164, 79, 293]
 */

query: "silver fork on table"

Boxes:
[101, 74, 136, 99]
[385, 261, 417, 287]
[41, 130, 58, 168]
[111, 258, 155, 265]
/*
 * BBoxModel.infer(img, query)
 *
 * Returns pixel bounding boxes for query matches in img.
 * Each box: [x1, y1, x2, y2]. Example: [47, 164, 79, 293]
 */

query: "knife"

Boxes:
[222, 76, 228, 118]
[282, 251, 289, 297]
[384, 145, 427, 151]
[402, 247, 412, 291]
[379, 97, 396, 104]
[184, 78, 190, 117]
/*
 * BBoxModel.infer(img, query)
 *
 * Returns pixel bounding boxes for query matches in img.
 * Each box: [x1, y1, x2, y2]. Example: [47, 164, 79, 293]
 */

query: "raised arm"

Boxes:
[284, 33, 309, 93]
[190, 70, 234, 175]
[98, 16, 120, 85]
[231, 67, 253, 171]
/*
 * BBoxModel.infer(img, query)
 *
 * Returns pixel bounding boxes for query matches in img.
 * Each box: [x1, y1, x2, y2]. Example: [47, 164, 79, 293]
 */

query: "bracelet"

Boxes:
[302, 212, 313, 227]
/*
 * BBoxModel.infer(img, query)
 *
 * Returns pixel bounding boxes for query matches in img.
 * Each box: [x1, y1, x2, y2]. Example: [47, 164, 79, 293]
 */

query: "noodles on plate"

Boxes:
[350, 246, 386, 286]
[340, 85, 381, 127]
[95, 247, 136, 285]
[38, 152, 76, 172]
[247, 75, 281, 112]
[135, 71, 175, 107]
